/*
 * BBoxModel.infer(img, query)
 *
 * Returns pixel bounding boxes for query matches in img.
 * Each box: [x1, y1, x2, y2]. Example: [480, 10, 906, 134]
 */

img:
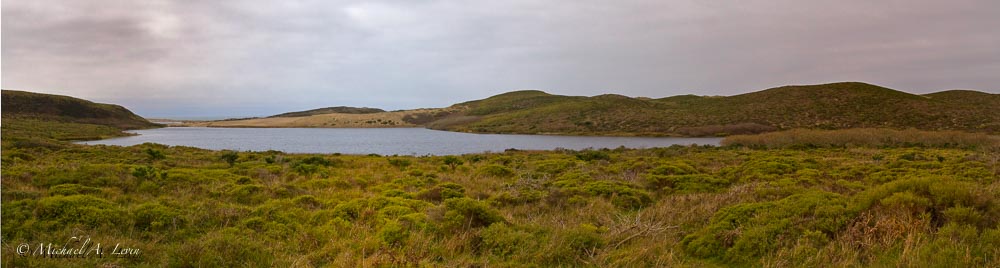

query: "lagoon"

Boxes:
[78, 127, 722, 155]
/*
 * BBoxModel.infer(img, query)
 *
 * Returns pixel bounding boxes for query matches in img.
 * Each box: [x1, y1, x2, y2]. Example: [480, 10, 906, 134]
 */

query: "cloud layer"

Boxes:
[3, 0, 998, 117]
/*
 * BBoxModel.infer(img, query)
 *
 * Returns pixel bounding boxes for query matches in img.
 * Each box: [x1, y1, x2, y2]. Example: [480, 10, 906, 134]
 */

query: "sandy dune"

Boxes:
[181, 108, 450, 128]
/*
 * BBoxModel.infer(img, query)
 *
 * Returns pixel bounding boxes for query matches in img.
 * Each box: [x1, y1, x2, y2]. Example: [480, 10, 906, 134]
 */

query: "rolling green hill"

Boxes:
[268, 106, 386, 118]
[426, 82, 999, 136]
[1, 90, 161, 141]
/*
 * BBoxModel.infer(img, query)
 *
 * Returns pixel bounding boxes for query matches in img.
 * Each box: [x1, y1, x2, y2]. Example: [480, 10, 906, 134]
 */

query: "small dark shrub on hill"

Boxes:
[220, 151, 239, 167]
[574, 149, 611, 161]
[416, 182, 466, 202]
[144, 148, 166, 160]
[442, 155, 464, 170]
[388, 158, 412, 169]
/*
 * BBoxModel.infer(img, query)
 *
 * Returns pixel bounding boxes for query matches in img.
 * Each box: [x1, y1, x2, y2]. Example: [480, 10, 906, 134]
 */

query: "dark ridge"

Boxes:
[268, 106, 386, 118]
[1, 89, 160, 129]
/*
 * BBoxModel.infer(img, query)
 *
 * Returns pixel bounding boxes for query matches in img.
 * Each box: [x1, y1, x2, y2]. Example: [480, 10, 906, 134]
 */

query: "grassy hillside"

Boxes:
[2, 90, 161, 142]
[269, 106, 386, 118]
[428, 82, 999, 136]
[2, 90, 160, 130]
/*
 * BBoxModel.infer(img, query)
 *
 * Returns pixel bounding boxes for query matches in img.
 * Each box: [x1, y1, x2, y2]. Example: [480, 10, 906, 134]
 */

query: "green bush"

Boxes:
[551, 172, 651, 208]
[229, 184, 267, 205]
[880, 191, 932, 212]
[293, 195, 323, 209]
[942, 205, 984, 227]
[580, 181, 652, 209]
[388, 158, 412, 169]
[443, 197, 505, 229]
[565, 223, 605, 252]
[443, 155, 464, 170]
[534, 159, 577, 175]
[32, 164, 130, 188]
[726, 156, 807, 182]
[378, 220, 409, 246]
[299, 156, 334, 166]
[648, 162, 698, 176]
[682, 190, 850, 263]
[481, 223, 537, 257]
[37, 195, 124, 227]
[574, 150, 611, 161]
[144, 148, 166, 160]
[332, 196, 432, 222]
[437, 183, 466, 200]
[220, 151, 239, 167]
[132, 165, 164, 180]
[478, 164, 515, 177]
[415, 183, 466, 202]
[645, 174, 730, 193]
[852, 176, 987, 221]
[2, 199, 39, 239]
[49, 183, 102, 196]
[292, 163, 320, 175]
[378, 205, 415, 219]
[133, 203, 183, 231]
[555, 178, 649, 209]
[417, 182, 466, 202]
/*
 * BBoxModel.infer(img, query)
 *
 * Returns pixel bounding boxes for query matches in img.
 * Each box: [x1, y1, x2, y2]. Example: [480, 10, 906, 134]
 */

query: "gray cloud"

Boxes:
[3, 0, 998, 117]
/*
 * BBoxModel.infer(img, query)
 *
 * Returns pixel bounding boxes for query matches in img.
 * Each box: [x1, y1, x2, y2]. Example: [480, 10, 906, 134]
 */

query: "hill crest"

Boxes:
[268, 106, 386, 118]
[1, 89, 160, 130]
[430, 82, 998, 136]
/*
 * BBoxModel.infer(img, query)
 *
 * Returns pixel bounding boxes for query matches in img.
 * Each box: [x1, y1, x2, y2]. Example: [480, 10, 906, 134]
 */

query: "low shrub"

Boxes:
[133, 203, 184, 231]
[132, 165, 164, 180]
[37, 195, 125, 227]
[443, 197, 505, 229]
[478, 164, 515, 177]
[299, 156, 335, 166]
[575, 150, 611, 162]
[378, 220, 409, 246]
[228, 184, 267, 205]
[552, 172, 651, 208]
[481, 223, 538, 257]
[565, 223, 605, 252]
[645, 174, 731, 193]
[534, 159, 577, 175]
[442, 155, 464, 170]
[49, 183, 102, 196]
[388, 158, 412, 169]
[682, 190, 851, 263]
[416, 182, 466, 202]
[220, 151, 239, 167]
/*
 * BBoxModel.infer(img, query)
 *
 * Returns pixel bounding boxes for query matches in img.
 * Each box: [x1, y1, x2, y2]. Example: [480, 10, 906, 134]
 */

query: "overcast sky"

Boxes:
[3, 0, 998, 118]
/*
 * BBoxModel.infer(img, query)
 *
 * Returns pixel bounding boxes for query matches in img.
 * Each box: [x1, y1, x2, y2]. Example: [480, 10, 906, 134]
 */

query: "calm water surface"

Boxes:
[78, 127, 722, 155]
